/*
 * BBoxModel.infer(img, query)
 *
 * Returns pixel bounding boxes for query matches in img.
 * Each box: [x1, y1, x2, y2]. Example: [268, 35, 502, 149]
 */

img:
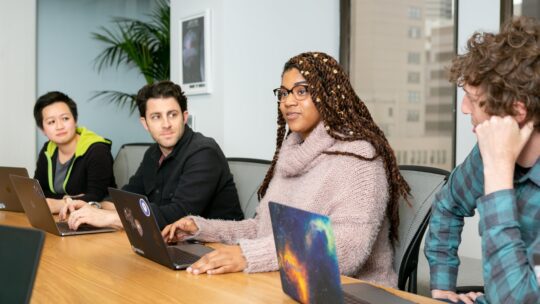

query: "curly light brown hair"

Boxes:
[258, 52, 410, 242]
[449, 16, 540, 130]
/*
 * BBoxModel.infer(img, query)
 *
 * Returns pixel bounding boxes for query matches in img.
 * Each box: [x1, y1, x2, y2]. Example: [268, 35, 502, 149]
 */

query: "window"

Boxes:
[408, 91, 420, 103]
[429, 87, 454, 97]
[348, 1, 455, 171]
[430, 69, 446, 80]
[408, 27, 421, 39]
[435, 51, 454, 61]
[407, 71, 420, 84]
[408, 7, 421, 19]
[407, 110, 420, 122]
[407, 52, 421, 64]
[504, 0, 540, 20]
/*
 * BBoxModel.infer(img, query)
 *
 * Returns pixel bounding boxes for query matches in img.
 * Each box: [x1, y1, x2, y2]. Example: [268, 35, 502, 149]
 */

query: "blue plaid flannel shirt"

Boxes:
[424, 145, 540, 303]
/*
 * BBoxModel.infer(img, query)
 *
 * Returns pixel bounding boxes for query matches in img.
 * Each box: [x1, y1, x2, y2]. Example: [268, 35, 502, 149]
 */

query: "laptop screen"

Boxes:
[269, 201, 343, 304]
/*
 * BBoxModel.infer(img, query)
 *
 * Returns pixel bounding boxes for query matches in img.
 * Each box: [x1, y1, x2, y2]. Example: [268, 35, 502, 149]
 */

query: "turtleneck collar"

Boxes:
[276, 122, 336, 177]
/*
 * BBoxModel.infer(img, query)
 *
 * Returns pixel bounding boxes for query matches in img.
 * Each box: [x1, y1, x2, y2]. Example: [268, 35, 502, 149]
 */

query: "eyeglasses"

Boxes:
[273, 84, 310, 102]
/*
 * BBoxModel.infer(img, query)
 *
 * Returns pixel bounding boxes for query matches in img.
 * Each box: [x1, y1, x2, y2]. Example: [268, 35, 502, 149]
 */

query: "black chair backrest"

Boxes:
[395, 165, 449, 293]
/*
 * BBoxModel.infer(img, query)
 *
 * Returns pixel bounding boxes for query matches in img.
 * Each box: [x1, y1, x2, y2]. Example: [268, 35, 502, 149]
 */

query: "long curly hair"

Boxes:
[449, 16, 540, 130]
[258, 52, 410, 242]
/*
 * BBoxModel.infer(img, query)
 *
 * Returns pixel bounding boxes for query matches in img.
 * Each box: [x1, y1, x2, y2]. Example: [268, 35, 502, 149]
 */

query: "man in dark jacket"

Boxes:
[60, 81, 243, 229]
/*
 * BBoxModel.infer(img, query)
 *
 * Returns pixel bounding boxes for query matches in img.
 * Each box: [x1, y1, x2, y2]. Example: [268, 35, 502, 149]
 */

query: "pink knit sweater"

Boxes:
[190, 122, 397, 287]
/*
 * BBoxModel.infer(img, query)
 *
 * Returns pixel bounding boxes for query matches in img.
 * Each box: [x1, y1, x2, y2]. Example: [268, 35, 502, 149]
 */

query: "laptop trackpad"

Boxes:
[174, 243, 214, 256]
[342, 282, 414, 304]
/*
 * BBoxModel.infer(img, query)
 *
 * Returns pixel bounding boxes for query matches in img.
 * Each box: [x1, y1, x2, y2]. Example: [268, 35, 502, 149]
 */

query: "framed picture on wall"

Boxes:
[180, 10, 212, 95]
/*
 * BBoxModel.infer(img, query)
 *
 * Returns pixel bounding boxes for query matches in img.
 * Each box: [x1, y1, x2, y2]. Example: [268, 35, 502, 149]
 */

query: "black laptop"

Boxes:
[109, 187, 213, 270]
[0, 166, 29, 212]
[0, 225, 45, 304]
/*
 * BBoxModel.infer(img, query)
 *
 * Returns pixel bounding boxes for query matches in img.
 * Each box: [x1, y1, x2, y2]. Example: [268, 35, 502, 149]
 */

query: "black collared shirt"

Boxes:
[122, 126, 243, 228]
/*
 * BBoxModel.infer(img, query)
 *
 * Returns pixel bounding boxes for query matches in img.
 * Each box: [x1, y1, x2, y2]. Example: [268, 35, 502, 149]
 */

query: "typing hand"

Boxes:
[161, 217, 199, 243]
[46, 198, 66, 214]
[187, 245, 247, 275]
[432, 289, 483, 304]
[67, 205, 116, 230]
[59, 199, 87, 221]
[475, 117, 534, 194]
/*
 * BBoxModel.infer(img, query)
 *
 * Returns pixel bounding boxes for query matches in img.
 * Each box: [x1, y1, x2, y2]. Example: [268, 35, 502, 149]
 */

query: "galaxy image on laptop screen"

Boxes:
[270, 202, 342, 304]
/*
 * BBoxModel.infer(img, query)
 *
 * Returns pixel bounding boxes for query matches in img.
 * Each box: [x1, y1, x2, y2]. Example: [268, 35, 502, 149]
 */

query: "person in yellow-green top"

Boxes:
[33, 91, 116, 214]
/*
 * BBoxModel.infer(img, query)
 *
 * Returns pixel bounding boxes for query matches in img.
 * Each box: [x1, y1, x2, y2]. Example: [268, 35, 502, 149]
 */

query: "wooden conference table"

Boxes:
[0, 211, 441, 303]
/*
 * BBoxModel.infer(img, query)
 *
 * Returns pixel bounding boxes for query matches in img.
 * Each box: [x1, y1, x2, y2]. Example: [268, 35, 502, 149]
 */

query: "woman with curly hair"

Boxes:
[162, 52, 409, 287]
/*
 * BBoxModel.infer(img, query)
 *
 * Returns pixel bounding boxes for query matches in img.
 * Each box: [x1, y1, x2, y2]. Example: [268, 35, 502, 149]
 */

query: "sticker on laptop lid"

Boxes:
[139, 199, 151, 217]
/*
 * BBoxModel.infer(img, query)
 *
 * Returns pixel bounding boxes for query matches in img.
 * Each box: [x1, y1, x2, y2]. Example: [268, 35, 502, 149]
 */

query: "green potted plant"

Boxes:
[91, 0, 170, 113]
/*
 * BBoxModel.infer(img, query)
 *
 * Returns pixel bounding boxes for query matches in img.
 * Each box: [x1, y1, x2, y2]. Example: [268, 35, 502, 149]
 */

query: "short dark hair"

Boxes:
[136, 81, 188, 117]
[34, 91, 78, 129]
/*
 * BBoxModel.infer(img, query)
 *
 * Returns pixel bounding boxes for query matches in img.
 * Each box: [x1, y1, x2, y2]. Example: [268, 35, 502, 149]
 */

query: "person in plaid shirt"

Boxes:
[424, 16, 540, 304]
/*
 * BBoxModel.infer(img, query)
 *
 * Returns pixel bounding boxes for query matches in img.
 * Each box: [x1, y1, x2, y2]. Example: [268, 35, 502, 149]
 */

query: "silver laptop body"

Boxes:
[10, 175, 115, 236]
[0, 167, 29, 212]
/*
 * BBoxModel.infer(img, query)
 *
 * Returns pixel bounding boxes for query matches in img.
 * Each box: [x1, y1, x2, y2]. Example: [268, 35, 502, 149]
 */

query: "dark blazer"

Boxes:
[122, 126, 243, 228]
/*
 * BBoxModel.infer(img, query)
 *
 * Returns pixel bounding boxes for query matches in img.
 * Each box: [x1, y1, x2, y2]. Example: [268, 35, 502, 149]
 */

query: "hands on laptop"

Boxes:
[47, 194, 85, 214]
[46, 198, 68, 214]
[186, 245, 247, 275]
[59, 199, 122, 230]
[162, 217, 199, 242]
[162, 218, 248, 275]
[432, 289, 483, 304]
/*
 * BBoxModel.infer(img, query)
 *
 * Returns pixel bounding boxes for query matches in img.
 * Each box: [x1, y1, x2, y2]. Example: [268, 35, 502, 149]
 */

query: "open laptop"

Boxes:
[109, 187, 214, 270]
[0, 166, 29, 212]
[0, 225, 45, 304]
[9, 175, 116, 236]
[269, 202, 413, 304]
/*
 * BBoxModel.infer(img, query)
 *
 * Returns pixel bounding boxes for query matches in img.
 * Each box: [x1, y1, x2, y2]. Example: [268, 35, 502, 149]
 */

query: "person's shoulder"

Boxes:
[142, 143, 160, 157]
[84, 141, 117, 158]
[188, 130, 222, 151]
[38, 141, 49, 152]
[454, 144, 482, 173]
[330, 139, 377, 159]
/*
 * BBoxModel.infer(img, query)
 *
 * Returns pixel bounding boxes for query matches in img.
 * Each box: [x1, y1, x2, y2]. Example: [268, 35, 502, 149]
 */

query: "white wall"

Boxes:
[37, 0, 155, 157]
[454, 0, 500, 260]
[0, 1, 37, 172]
[171, 0, 340, 159]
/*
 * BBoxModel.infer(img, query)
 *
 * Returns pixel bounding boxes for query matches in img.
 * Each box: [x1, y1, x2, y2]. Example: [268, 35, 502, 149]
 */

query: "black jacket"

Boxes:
[34, 141, 116, 202]
[122, 126, 243, 228]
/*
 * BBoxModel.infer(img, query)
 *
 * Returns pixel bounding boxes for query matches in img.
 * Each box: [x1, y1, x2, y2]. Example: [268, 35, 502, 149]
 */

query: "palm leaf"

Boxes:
[90, 0, 170, 112]
[89, 90, 138, 114]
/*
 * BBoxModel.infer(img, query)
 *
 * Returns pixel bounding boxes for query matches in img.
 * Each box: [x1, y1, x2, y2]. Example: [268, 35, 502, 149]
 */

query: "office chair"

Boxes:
[394, 165, 450, 293]
[0, 225, 45, 304]
[227, 158, 271, 219]
[113, 143, 153, 188]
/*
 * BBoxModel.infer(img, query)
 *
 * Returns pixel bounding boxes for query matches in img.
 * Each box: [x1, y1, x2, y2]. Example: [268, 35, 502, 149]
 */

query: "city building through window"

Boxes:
[348, 0, 456, 171]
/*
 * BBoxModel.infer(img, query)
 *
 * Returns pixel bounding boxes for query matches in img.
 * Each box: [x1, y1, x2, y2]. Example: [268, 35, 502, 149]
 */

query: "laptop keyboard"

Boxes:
[57, 221, 98, 232]
[343, 292, 371, 304]
[167, 247, 200, 264]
